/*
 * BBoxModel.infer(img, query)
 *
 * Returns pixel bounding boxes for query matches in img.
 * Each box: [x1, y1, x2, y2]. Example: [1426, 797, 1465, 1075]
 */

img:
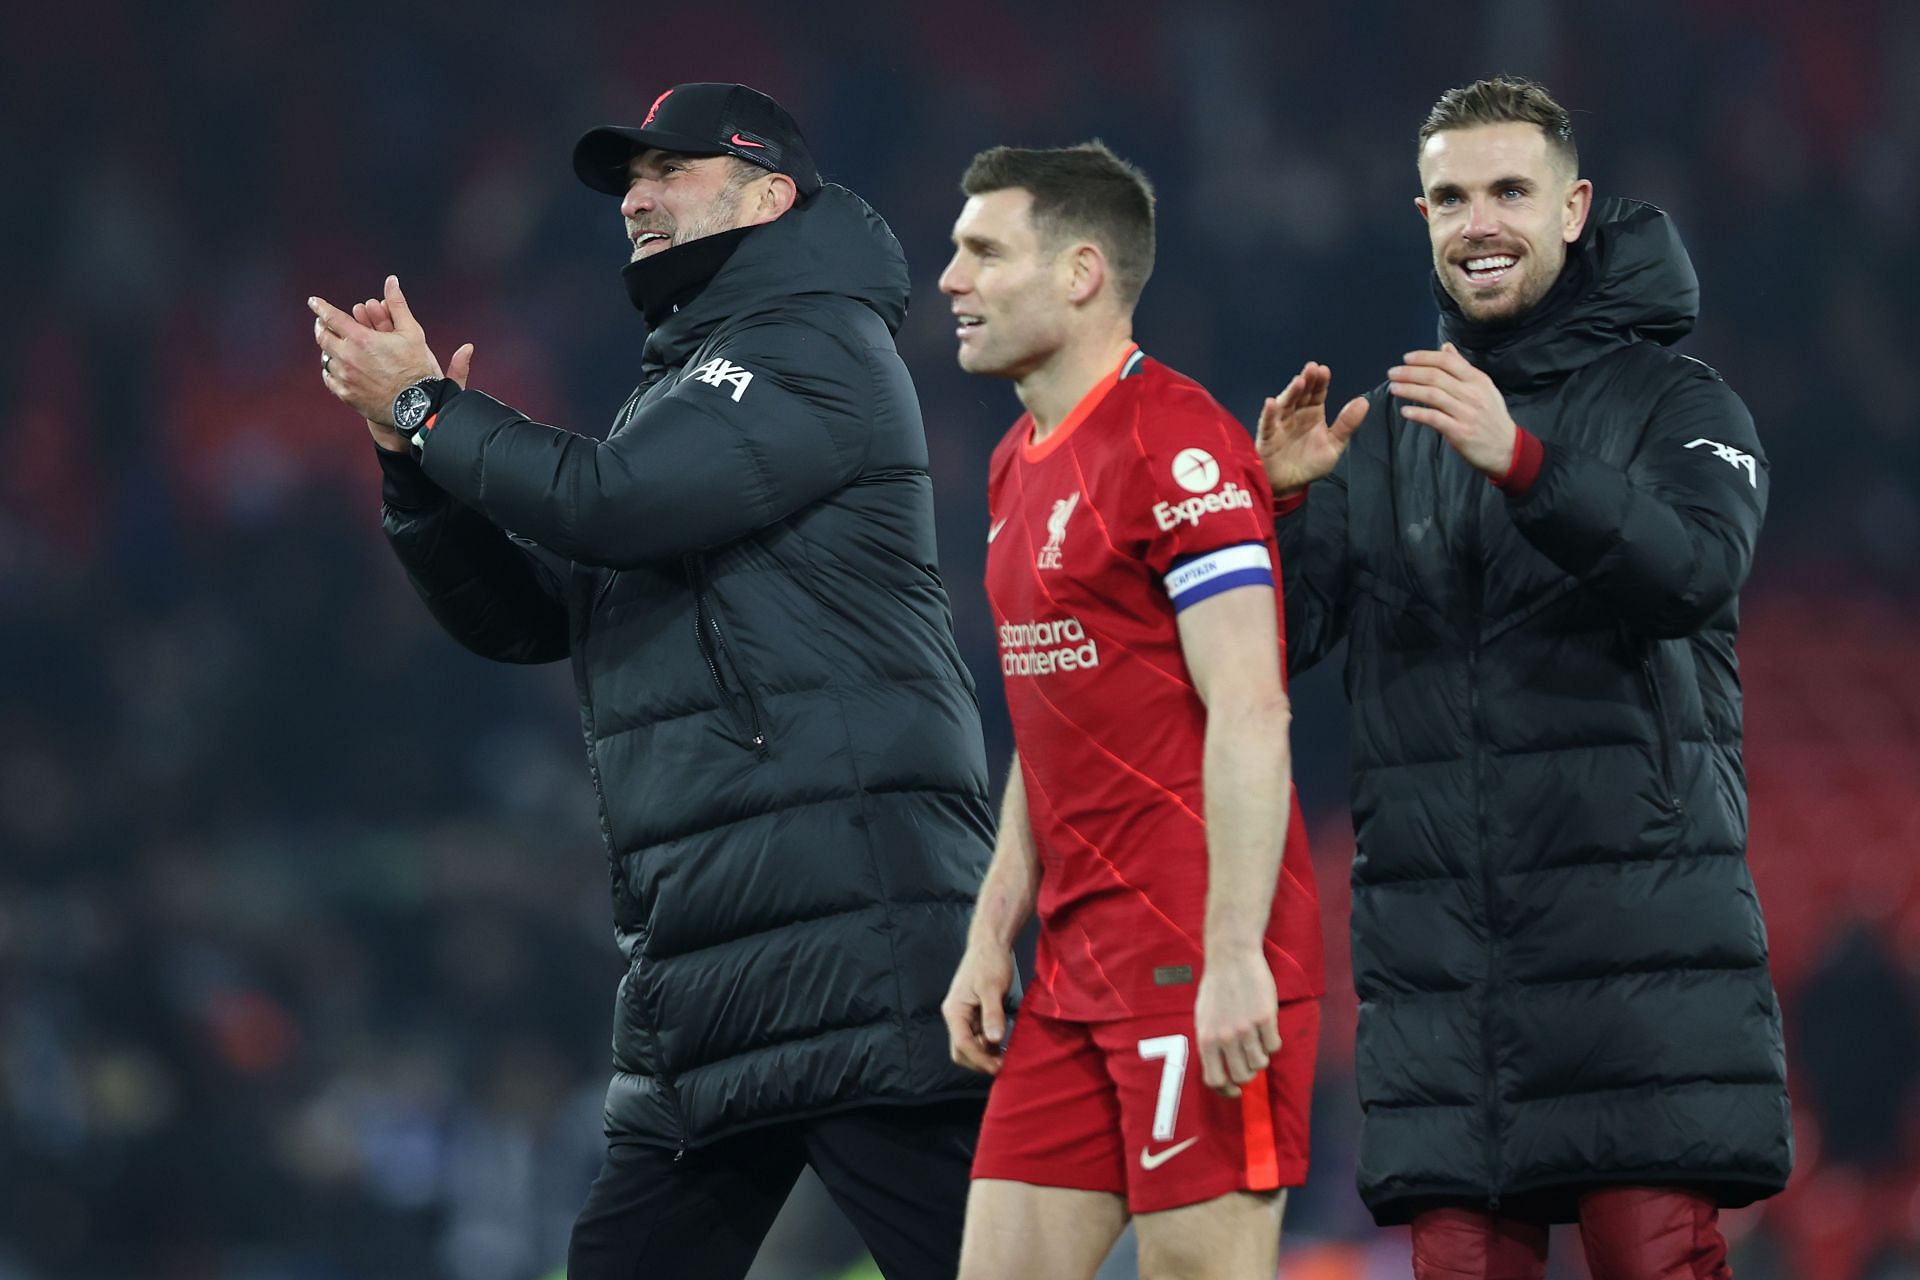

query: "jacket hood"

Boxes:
[1435, 197, 1699, 393]
[628, 184, 911, 368]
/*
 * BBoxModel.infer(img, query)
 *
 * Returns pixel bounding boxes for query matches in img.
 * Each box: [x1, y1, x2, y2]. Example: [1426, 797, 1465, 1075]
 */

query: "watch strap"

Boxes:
[401, 377, 456, 451]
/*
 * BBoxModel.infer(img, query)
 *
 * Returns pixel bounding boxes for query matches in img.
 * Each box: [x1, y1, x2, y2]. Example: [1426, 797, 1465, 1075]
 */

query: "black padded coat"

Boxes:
[378, 186, 995, 1149]
[1279, 199, 1792, 1223]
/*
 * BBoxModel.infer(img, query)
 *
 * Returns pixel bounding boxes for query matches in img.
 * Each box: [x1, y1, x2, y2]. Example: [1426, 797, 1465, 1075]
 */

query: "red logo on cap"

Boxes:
[729, 133, 767, 149]
[641, 89, 673, 128]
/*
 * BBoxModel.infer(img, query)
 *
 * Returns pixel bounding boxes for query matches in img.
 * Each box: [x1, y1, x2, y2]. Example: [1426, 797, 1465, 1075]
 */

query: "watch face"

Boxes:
[393, 384, 432, 432]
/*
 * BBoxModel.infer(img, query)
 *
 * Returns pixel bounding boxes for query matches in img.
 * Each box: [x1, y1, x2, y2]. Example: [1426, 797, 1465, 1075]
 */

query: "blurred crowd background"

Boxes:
[3, 0, 1916, 1277]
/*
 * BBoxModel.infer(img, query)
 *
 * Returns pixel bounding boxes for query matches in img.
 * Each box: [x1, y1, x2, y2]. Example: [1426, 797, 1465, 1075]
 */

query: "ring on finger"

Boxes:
[321, 352, 332, 372]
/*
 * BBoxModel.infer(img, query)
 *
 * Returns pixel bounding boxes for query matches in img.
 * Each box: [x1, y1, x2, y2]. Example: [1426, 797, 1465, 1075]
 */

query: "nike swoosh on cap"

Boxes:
[1139, 1136, 1199, 1171]
[730, 133, 767, 148]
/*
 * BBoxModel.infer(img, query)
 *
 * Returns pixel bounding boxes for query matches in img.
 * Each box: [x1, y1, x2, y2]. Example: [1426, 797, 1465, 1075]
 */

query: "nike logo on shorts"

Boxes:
[988, 518, 1008, 543]
[1138, 1136, 1198, 1170]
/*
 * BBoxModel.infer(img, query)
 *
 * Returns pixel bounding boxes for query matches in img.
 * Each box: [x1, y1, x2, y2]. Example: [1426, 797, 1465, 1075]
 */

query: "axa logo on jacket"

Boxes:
[1684, 437, 1758, 488]
[688, 357, 755, 402]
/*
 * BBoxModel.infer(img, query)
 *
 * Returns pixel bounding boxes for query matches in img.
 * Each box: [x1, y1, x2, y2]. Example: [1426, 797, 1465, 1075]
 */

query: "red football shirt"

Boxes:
[985, 346, 1324, 1021]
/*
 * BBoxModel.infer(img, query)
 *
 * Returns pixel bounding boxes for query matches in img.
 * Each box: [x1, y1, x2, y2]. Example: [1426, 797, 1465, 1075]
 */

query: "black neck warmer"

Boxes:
[621, 225, 757, 328]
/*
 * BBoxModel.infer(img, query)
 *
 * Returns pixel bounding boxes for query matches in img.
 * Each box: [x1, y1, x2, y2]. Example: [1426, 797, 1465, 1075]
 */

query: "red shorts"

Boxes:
[970, 1000, 1319, 1214]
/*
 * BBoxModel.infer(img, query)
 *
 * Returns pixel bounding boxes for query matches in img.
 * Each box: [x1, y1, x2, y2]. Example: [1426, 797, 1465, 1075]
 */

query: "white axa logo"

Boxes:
[688, 357, 755, 403]
[1037, 492, 1079, 570]
[1153, 481, 1255, 531]
[1685, 437, 1758, 488]
[999, 615, 1100, 677]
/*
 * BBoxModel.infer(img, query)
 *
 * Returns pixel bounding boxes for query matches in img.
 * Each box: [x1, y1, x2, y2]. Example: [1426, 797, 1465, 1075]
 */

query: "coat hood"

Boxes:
[1436, 197, 1700, 393]
[626, 184, 911, 369]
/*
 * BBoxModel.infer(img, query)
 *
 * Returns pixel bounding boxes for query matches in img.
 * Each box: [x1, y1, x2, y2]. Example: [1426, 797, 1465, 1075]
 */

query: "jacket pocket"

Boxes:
[688, 558, 770, 758]
[1640, 654, 1681, 814]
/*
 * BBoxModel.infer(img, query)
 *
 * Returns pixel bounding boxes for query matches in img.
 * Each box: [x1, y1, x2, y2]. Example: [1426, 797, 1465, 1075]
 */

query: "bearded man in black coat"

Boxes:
[310, 83, 995, 1280]
[1258, 77, 1790, 1280]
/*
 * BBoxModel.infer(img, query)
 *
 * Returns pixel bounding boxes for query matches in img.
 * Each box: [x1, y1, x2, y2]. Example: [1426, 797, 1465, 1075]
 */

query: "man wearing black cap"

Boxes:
[310, 83, 996, 1280]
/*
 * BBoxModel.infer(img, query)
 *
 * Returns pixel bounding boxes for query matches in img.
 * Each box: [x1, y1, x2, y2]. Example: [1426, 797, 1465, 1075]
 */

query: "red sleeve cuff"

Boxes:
[1273, 489, 1308, 517]
[1493, 426, 1545, 494]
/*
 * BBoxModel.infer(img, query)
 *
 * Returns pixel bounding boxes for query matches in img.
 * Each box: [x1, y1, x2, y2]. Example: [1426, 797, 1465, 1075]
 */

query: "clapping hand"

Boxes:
[311, 275, 472, 449]
[1256, 362, 1369, 497]
[1387, 343, 1518, 477]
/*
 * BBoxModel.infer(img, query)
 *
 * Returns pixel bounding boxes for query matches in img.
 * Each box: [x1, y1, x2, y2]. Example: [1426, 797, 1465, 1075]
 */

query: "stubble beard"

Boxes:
[629, 183, 752, 263]
[1443, 246, 1565, 325]
[674, 195, 746, 250]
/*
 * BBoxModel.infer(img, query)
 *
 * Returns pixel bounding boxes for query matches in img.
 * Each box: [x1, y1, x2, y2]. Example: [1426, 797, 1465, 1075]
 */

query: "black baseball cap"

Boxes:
[573, 82, 821, 197]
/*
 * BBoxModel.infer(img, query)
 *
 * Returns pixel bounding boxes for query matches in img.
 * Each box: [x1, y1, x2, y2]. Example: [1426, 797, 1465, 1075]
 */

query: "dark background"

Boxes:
[2, 1, 1916, 1277]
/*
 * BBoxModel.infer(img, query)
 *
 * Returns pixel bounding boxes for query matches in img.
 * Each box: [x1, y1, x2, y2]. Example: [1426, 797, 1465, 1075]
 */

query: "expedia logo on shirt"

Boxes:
[1152, 481, 1255, 531]
[999, 616, 1100, 677]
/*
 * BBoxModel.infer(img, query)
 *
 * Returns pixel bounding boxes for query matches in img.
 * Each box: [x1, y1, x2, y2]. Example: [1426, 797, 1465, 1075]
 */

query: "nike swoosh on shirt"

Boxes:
[729, 133, 767, 148]
[988, 519, 1008, 543]
[1139, 1137, 1199, 1171]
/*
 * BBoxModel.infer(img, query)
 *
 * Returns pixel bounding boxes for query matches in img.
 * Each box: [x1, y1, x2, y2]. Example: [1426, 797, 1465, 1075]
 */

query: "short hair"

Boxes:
[960, 141, 1157, 307]
[1418, 77, 1578, 175]
[717, 153, 769, 195]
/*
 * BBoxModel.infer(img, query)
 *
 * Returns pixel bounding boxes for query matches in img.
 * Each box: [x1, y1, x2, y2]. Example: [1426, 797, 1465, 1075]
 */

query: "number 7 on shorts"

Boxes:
[1138, 1034, 1188, 1143]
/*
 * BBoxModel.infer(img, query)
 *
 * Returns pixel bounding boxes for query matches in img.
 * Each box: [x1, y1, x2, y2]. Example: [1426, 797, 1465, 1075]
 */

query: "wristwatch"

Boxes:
[392, 377, 454, 447]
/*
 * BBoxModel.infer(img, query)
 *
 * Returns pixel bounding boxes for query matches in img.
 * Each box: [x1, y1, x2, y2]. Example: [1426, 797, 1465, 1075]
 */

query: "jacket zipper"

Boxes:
[1471, 658, 1504, 1212]
[711, 613, 768, 755]
[1640, 656, 1681, 813]
[573, 573, 621, 901]
[588, 385, 708, 1157]
[629, 950, 691, 1153]
[579, 577, 687, 1143]
[1465, 481, 1504, 1212]
[686, 557, 770, 757]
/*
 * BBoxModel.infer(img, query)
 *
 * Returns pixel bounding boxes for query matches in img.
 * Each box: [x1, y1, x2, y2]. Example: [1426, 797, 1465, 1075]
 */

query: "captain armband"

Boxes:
[1162, 542, 1274, 612]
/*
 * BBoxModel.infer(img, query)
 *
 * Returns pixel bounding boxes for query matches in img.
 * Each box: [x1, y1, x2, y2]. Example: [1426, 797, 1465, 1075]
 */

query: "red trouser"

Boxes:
[1411, 1187, 1733, 1280]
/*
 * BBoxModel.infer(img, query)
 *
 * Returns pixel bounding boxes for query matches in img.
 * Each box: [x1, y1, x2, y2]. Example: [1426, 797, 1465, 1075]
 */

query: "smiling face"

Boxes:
[619, 150, 769, 263]
[1416, 121, 1593, 323]
[937, 187, 1076, 379]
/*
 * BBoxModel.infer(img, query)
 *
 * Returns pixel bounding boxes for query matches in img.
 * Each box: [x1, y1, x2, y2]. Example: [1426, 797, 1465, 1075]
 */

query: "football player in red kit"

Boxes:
[938, 142, 1324, 1280]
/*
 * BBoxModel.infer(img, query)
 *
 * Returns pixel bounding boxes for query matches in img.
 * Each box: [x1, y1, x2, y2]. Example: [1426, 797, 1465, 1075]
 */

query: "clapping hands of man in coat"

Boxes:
[1256, 361, 1367, 495]
[311, 275, 472, 451]
[1258, 344, 1523, 491]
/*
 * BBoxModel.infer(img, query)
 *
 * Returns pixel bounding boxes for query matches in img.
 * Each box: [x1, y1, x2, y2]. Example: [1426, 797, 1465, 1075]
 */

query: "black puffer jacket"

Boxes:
[1279, 198, 1791, 1223]
[378, 186, 995, 1148]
